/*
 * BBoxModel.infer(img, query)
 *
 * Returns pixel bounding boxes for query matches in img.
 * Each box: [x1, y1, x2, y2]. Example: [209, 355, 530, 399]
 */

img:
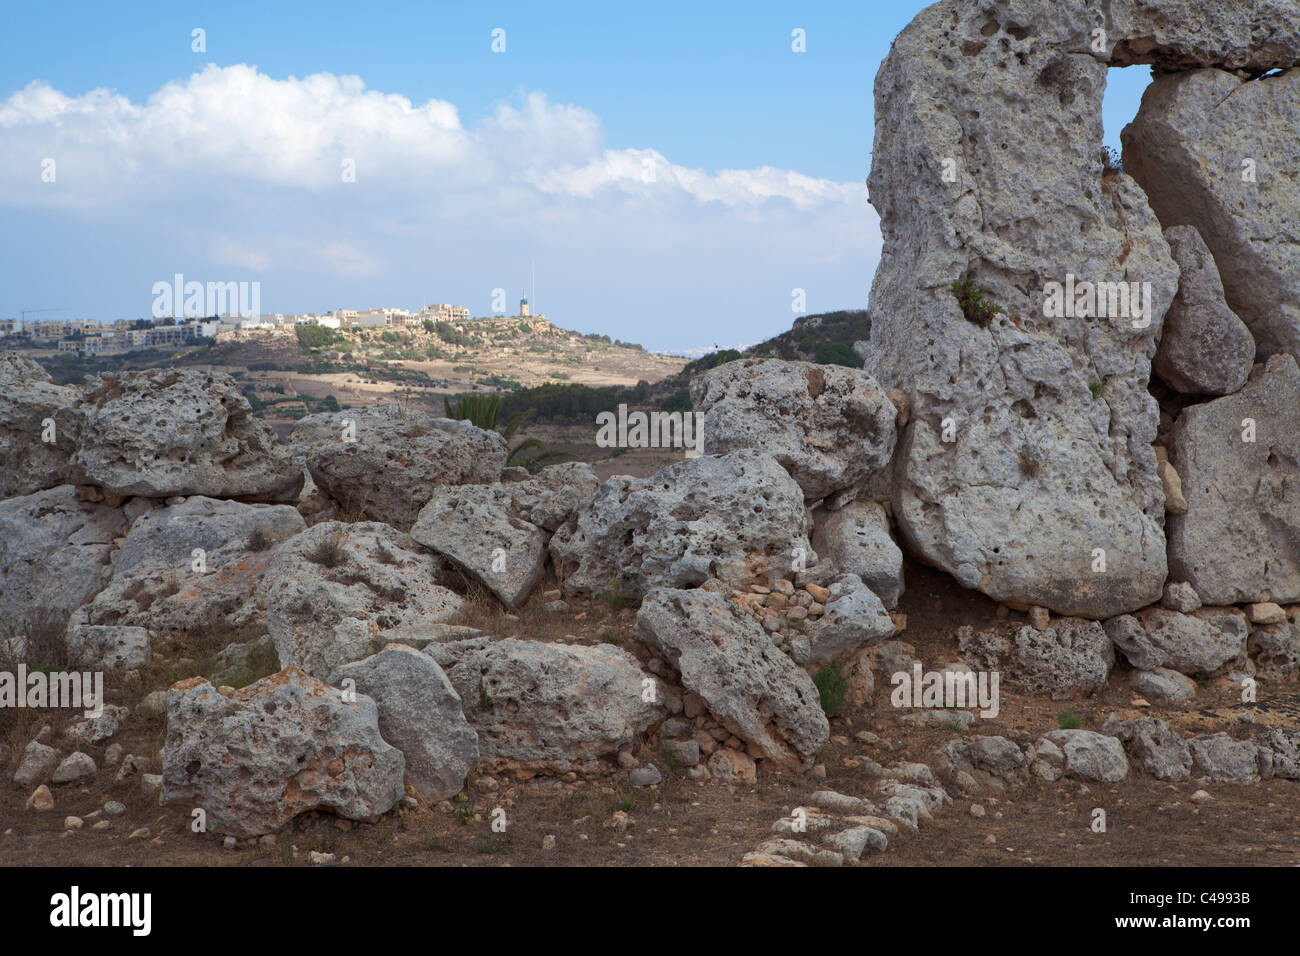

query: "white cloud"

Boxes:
[0, 64, 880, 345]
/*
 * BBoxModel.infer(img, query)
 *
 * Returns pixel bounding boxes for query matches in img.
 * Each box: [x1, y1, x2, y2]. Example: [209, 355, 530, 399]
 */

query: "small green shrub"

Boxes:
[1057, 709, 1083, 730]
[597, 576, 644, 611]
[950, 273, 1002, 327]
[814, 663, 848, 718]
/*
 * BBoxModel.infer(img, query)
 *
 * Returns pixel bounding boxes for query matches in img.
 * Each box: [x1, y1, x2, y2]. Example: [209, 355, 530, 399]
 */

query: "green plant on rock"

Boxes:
[950, 272, 1002, 327]
[444, 393, 572, 473]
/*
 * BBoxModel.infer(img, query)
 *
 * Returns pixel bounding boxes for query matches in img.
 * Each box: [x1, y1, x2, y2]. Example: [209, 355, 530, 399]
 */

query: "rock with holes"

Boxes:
[67, 496, 304, 634]
[1167, 355, 1300, 605]
[1105, 607, 1247, 675]
[288, 405, 506, 530]
[0, 485, 126, 630]
[690, 358, 896, 502]
[161, 668, 405, 836]
[0, 354, 80, 498]
[1101, 715, 1192, 782]
[958, 619, 1113, 699]
[636, 586, 829, 770]
[1249, 621, 1300, 682]
[56, 370, 302, 502]
[258, 521, 462, 678]
[500, 462, 601, 532]
[1124, 68, 1300, 362]
[410, 487, 547, 609]
[327, 644, 478, 802]
[852, 0, 1263, 619]
[426, 637, 663, 775]
[811, 500, 905, 608]
[550, 450, 813, 596]
[1152, 226, 1255, 395]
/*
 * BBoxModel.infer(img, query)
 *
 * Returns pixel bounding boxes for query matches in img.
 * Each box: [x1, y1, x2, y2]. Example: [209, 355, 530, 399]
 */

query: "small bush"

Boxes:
[950, 273, 1002, 327]
[814, 341, 864, 369]
[813, 663, 848, 718]
[246, 527, 274, 552]
[1088, 378, 1104, 399]
[597, 576, 644, 611]
[306, 532, 347, 568]
[1057, 709, 1083, 730]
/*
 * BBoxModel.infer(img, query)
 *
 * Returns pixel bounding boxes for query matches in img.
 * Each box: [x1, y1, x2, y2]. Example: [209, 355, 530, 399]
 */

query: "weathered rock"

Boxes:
[327, 644, 478, 802]
[1125, 68, 1300, 362]
[708, 748, 758, 785]
[1189, 733, 1263, 784]
[51, 751, 97, 784]
[1130, 667, 1196, 704]
[289, 405, 506, 530]
[69, 496, 305, 633]
[1266, 728, 1300, 780]
[161, 669, 405, 836]
[1247, 602, 1287, 626]
[13, 740, 60, 786]
[56, 370, 302, 502]
[0, 485, 126, 629]
[1106, 608, 1247, 675]
[65, 706, 127, 748]
[428, 637, 663, 774]
[65, 625, 150, 670]
[1152, 226, 1255, 395]
[933, 736, 1027, 784]
[551, 451, 813, 595]
[258, 521, 462, 678]
[501, 462, 600, 532]
[690, 358, 896, 501]
[792, 574, 895, 666]
[0, 355, 79, 498]
[1168, 355, 1300, 604]
[958, 620, 1113, 699]
[637, 587, 829, 769]
[1040, 730, 1128, 783]
[822, 825, 888, 861]
[811, 500, 904, 608]
[410, 488, 547, 609]
[860, 1, 1217, 619]
[1161, 581, 1202, 614]
[1101, 715, 1192, 782]
[1249, 621, 1300, 682]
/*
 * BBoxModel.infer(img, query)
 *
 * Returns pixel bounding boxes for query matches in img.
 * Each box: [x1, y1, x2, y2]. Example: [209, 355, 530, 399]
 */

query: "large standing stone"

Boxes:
[0, 355, 79, 498]
[1189, 733, 1264, 784]
[637, 586, 829, 769]
[289, 405, 506, 530]
[1125, 69, 1300, 362]
[410, 488, 547, 609]
[1039, 730, 1128, 783]
[327, 645, 478, 801]
[161, 669, 405, 836]
[1168, 355, 1300, 604]
[258, 521, 462, 678]
[1249, 621, 1300, 682]
[551, 450, 813, 596]
[858, 1, 1223, 619]
[811, 500, 904, 608]
[68, 496, 305, 633]
[690, 358, 896, 502]
[57, 370, 302, 502]
[1153, 226, 1255, 395]
[426, 638, 663, 774]
[0, 485, 126, 628]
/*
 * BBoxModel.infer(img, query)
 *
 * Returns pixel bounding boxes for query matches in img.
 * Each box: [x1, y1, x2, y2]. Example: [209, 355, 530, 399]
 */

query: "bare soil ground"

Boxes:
[4, 562, 1297, 868]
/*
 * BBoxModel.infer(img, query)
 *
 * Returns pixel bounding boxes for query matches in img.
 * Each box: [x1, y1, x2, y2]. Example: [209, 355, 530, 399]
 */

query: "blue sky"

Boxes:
[0, 1, 1152, 352]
